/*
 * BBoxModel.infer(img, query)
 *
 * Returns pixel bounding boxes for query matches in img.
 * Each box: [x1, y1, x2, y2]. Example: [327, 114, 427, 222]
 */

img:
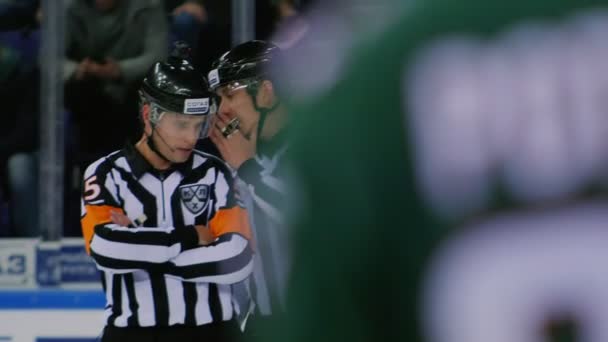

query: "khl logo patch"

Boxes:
[180, 184, 210, 215]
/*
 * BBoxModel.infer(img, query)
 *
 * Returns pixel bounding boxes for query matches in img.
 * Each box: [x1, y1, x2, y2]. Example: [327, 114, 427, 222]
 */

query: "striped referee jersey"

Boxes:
[234, 133, 290, 316]
[81, 143, 253, 328]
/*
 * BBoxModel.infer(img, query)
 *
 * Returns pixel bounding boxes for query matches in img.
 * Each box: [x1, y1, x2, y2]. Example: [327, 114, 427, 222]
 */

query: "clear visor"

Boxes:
[215, 78, 260, 97]
[149, 101, 216, 140]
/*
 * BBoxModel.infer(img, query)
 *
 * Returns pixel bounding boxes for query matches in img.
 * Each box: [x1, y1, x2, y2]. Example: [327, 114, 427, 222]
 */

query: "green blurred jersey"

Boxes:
[268, 1, 608, 341]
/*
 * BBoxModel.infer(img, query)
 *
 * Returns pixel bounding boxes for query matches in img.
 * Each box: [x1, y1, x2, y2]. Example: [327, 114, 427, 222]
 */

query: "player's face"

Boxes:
[216, 83, 260, 137]
[154, 112, 207, 163]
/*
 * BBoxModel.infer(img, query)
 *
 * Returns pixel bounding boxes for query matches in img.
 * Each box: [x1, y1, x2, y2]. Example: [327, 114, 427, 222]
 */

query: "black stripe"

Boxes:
[182, 157, 221, 183]
[114, 167, 158, 227]
[150, 273, 170, 326]
[94, 223, 179, 246]
[84, 157, 122, 207]
[206, 231, 237, 247]
[100, 271, 107, 292]
[212, 160, 238, 210]
[90, 250, 170, 272]
[108, 274, 123, 326]
[171, 184, 186, 228]
[250, 275, 258, 302]
[183, 282, 198, 325]
[208, 283, 223, 323]
[267, 280, 282, 315]
[101, 272, 111, 311]
[123, 273, 140, 326]
[239, 157, 285, 213]
[250, 181, 283, 213]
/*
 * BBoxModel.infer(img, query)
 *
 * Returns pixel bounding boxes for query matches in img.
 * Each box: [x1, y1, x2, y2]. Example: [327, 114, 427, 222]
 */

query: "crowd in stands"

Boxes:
[0, 0, 312, 238]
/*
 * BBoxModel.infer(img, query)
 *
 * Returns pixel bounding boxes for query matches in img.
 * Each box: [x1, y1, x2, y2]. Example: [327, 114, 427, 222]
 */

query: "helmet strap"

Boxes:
[246, 84, 281, 140]
[147, 124, 173, 164]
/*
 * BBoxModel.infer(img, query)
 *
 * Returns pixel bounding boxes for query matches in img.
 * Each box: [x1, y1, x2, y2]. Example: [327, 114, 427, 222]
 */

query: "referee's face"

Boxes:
[216, 86, 260, 138]
[154, 112, 207, 163]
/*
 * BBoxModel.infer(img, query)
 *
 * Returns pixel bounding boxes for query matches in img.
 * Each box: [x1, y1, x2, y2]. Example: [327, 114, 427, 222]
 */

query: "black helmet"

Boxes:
[208, 40, 280, 92]
[140, 42, 213, 116]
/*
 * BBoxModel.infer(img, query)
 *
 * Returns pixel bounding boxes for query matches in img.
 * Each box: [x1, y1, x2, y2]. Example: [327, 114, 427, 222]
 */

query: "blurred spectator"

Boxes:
[0, 43, 40, 237]
[0, 0, 39, 31]
[164, 0, 207, 55]
[256, 0, 314, 42]
[255, 0, 277, 41]
[270, 0, 309, 50]
[62, 0, 168, 237]
[0, 0, 40, 237]
[185, 0, 313, 73]
[189, 0, 231, 72]
[64, 0, 168, 167]
[275, 0, 298, 19]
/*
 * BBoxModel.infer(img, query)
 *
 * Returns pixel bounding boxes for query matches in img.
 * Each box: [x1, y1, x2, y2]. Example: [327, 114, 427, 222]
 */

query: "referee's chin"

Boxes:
[171, 148, 194, 163]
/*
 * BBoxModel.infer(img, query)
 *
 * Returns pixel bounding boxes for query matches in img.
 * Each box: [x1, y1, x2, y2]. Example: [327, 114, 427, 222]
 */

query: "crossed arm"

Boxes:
[82, 203, 253, 285]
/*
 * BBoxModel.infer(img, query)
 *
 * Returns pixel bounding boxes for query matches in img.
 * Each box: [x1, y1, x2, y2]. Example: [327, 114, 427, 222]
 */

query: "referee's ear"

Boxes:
[257, 80, 276, 108]
[141, 103, 153, 135]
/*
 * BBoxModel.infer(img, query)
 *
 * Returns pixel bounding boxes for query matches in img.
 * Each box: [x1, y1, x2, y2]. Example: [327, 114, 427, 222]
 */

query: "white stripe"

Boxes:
[194, 150, 229, 169]
[250, 188, 284, 224]
[251, 254, 272, 315]
[103, 223, 175, 234]
[139, 174, 167, 226]
[171, 234, 249, 266]
[113, 276, 132, 327]
[104, 171, 120, 204]
[162, 172, 183, 226]
[214, 169, 230, 208]
[195, 284, 213, 325]
[83, 157, 108, 179]
[133, 271, 156, 327]
[113, 170, 145, 220]
[260, 174, 286, 193]
[97, 265, 140, 274]
[103, 272, 114, 323]
[218, 284, 233, 321]
[84, 150, 123, 178]
[166, 277, 186, 325]
[243, 187, 273, 315]
[91, 235, 181, 263]
[169, 258, 254, 284]
[256, 146, 287, 175]
[192, 153, 205, 169]
[113, 155, 132, 173]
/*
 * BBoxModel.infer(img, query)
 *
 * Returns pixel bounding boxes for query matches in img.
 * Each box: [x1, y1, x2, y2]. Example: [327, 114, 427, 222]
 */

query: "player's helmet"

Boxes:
[140, 42, 213, 118]
[207, 40, 280, 93]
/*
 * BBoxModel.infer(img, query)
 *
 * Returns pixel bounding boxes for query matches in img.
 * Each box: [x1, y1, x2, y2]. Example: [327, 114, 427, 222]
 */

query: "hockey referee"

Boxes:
[80, 44, 253, 341]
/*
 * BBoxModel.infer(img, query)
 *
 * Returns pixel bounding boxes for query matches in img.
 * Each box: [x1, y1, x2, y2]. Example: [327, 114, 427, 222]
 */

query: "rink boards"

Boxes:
[0, 238, 104, 342]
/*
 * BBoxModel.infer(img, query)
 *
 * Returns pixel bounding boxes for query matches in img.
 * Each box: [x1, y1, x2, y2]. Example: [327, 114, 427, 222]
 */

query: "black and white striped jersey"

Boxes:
[81, 143, 253, 328]
[235, 135, 290, 316]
